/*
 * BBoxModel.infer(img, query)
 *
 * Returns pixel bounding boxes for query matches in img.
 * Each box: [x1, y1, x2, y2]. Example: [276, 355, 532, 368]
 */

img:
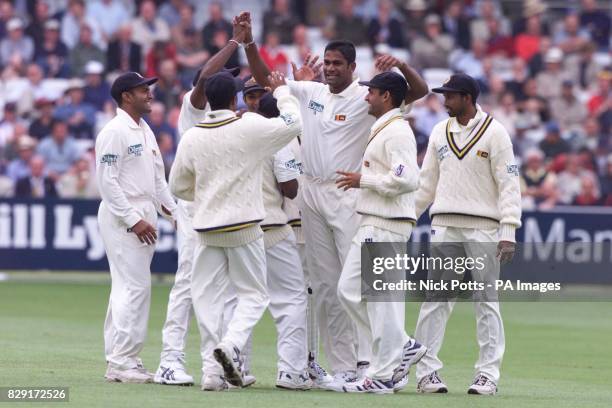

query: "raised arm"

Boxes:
[375, 55, 429, 104]
[242, 13, 272, 88]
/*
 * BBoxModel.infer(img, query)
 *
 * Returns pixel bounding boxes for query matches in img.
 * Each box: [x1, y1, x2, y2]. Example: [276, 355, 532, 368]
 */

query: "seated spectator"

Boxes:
[441, 0, 470, 50]
[539, 122, 570, 160]
[206, 28, 239, 69]
[587, 69, 611, 116]
[513, 0, 551, 36]
[201, 2, 232, 56]
[410, 14, 454, 70]
[262, 0, 300, 45]
[25, 0, 51, 44]
[514, 15, 543, 62]
[505, 58, 529, 100]
[551, 80, 588, 137]
[484, 17, 514, 58]
[519, 78, 550, 123]
[579, 0, 610, 50]
[260, 31, 289, 74]
[367, 0, 404, 48]
[157, 133, 174, 178]
[520, 148, 558, 210]
[15, 155, 57, 198]
[324, 0, 367, 45]
[159, 0, 186, 28]
[145, 40, 177, 78]
[492, 91, 519, 138]
[56, 156, 98, 198]
[470, 0, 510, 44]
[412, 93, 447, 137]
[553, 12, 591, 55]
[106, 24, 142, 73]
[147, 102, 175, 143]
[0, 103, 22, 150]
[61, 0, 103, 50]
[83, 61, 111, 111]
[33, 19, 70, 78]
[153, 59, 182, 112]
[573, 176, 602, 205]
[69, 23, 106, 77]
[535, 47, 567, 100]
[170, 3, 198, 50]
[557, 154, 600, 204]
[53, 80, 97, 139]
[131, 0, 171, 54]
[449, 39, 487, 82]
[565, 42, 601, 90]
[29, 98, 56, 141]
[36, 121, 80, 179]
[0, 18, 34, 67]
[176, 28, 208, 88]
[87, 0, 129, 43]
[283, 24, 311, 66]
[6, 135, 36, 182]
[401, 0, 427, 47]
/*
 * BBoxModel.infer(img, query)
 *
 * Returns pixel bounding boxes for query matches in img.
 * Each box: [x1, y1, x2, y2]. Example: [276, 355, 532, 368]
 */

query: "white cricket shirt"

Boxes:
[177, 89, 210, 139]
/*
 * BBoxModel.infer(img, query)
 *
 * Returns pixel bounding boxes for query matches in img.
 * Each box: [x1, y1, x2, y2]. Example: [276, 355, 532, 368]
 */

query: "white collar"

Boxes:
[203, 109, 236, 123]
[371, 108, 402, 133]
[328, 78, 361, 98]
[448, 104, 486, 132]
[116, 108, 144, 130]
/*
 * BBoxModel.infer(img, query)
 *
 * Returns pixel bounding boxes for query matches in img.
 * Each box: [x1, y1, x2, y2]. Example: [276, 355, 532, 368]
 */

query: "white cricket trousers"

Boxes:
[296, 240, 319, 358]
[338, 225, 411, 381]
[299, 179, 362, 373]
[191, 237, 270, 376]
[160, 199, 195, 362]
[100, 200, 156, 369]
[265, 232, 308, 374]
[415, 226, 505, 383]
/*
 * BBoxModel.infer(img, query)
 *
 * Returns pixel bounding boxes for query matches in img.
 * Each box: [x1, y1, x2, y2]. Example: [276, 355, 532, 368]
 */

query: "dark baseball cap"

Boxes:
[258, 93, 280, 118]
[432, 73, 480, 102]
[243, 75, 266, 96]
[192, 67, 240, 87]
[204, 71, 244, 107]
[111, 72, 157, 104]
[359, 71, 408, 100]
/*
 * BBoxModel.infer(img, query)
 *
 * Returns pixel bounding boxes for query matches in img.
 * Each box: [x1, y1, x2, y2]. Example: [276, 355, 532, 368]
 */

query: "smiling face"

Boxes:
[125, 84, 154, 115]
[442, 91, 470, 117]
[323, 49, 354, 91]
[364, 87, 389, 117]
[243, 90, 265, 113]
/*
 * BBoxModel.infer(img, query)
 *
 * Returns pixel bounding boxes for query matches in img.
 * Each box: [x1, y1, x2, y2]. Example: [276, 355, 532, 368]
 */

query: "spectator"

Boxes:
[367, 0, 404, 48]
[159, 0, 186, 28]
[68, 23, 106, 77]
[587, 69, 611, 116]
[492, 91, 519, 138]
[574, 117, 603, 153]
[176, 28, 209, 88]
[206, 27, 239, 69]
[25, 0, 51, 44]
[283, 24, 311, 66]
[324, 0, 367, 45]
[36, 120, 80, 178]
[484, 17, 514, 58]
[153, 59, 182, 111]
[579, 0, 610, 50]
[61, 0, 103, 50]
[157, 133, 174, 177]
[539, 122, 570, 160]
[520, 148, 558, 210]
[513, 0, 550, 36]
[401, 0, 427, 47]
[449, 39, 487, 82]
[201, 2, 232, 56]
[260, 31, 289, 74]
[53, 80, 97, 139]
[513, 15, 543, 62]
[565, 42, 601, 90]
[526, 35, 552, 77]
[0, 18, 34, 67]
[557, 154, 600, 204]
[573, 175, 602, 205]
[505, 58, 529, 100]
[145, 40, 177, 78]
[551, 80, 588, 136]
[519, 79, 550, 123]
[83, 61, 111, 111]
[87, 0, 129, 43]
[0, 103, 22, 150]
[412, 93, 447, 137]
[441, 0, 470, 50]
[33, 19, 70, 78]
[6, 134, 36, 182]
[410, 14, 454, 70]
[146, 101, 175, 143]
[262, 0, 299, 45]
[0, 0, 15, 41]
[470, 0, 510, 44]
[535, 47, 567, 100]
[56, 156, 98, 198]
[170, 3, 198, 50]
[29, 98, 56, 140]
[15, 155, 57, 198]
[553, 12, 590, 55]
[131, 0, 171, 54]
[106, 23, 142, 73]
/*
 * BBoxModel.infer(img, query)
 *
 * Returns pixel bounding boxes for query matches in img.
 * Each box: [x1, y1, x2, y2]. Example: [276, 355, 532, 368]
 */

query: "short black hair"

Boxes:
[324, 40, 356, 64]
[375, 88, 403, 108]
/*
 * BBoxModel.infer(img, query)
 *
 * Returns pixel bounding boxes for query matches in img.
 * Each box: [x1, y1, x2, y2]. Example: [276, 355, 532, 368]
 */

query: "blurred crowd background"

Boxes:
[0, 0, 609, 209]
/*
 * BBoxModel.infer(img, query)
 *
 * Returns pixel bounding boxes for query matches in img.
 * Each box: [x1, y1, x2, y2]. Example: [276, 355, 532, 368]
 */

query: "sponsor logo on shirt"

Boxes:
[128, 144, 144, 156]
[334, 114, 347, 121]
[285, 159, 303, 174]
[308, 100, 324, 115]
[394, 164, 405, 176]
[477, 150, 489, 158]
[506, 164, 520, 176]
[100, 154, 118, 165]
[280, 113, 297, 125]
[437, 145, 449, 161]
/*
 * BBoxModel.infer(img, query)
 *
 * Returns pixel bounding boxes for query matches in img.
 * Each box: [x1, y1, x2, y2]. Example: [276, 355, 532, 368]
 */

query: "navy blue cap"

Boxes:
[432, 73, 480, 102]
[192, 66, 240, 87]
[546, 121, 560, 133]
[111, 72, 157, 104]
[258, 93, 279, 118]
[243, 75, 266, 95]
[359, 71, 408, 99]
[204, 71, 244, 106]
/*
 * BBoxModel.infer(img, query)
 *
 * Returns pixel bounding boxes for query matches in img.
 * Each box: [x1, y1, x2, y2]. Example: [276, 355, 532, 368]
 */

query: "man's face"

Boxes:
[443, 92, 469, 117]
[365, 88, 387, 117]
[126, 85, 154, 114]
[244, 90, 264, 113]
[52, 123, 68, 142]
[323, 50, 354, 89]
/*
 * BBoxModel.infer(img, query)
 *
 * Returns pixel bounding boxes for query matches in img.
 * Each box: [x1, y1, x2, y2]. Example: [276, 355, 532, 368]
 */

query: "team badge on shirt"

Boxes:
[334, 114, 347, 121]
[308, 100, 324, 115]
[128, 144, 144, 156]
[394, 164, 405, 176]
[100, 154, 118, 166]
[437, 145, 450, 161]
[506, 164, 520, 176]
[477, 150, 489, 158]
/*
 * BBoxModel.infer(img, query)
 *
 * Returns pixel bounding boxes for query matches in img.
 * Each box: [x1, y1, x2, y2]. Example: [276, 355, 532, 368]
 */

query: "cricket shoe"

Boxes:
[467, 373, 497, 395]
[242, 372, 257, 388]
[393, 374, 409, 392]
[135, 358, 155, 377]
[105, 365, 153, 384]
[417, 371, 448, 393]
[154, 361, 194, 386]
[392, 339, 428, 383]
[307, 359, 335, 389]
[356, 361, 370, 380]
[276, 371, 313, 390]
[324, 370, 359, 392]
[213, 342, 243, 387]
[342, 377, 394, 395]
[201, 375, 229, 391]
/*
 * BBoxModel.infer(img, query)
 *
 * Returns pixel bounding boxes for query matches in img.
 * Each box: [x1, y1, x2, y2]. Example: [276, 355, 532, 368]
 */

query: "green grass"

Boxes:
[0, 277, 611, 408]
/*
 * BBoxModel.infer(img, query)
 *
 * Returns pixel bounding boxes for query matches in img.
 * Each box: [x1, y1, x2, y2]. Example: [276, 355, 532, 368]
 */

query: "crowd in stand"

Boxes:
[0, 0, 609, 207]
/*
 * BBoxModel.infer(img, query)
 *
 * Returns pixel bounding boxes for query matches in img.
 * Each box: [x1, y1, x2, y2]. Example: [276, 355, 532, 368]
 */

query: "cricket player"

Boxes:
[413, 74, 522, 395]
[244, 13, 428, 385]
[335, 71, 427, 394]
[154, 21, 250, 386]
[98, 72, 177, 383]
[169, 70, 302, 391]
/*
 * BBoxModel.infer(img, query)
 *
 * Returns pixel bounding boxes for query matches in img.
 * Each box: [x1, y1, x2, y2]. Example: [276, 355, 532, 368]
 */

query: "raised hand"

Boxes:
[291, 53, 323, 82]
[267, 71, 287, 92]
[232, 14, 251, 43]
[375, 54, 405, 72]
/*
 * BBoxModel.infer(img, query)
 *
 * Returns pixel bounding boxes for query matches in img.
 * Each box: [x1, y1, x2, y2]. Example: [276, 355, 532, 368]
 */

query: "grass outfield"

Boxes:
[1, 275, 611, 408]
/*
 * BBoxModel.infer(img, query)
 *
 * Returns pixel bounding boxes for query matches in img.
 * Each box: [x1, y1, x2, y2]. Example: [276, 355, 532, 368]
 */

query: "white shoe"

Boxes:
[105, 365, 153, 383]
[324, 370, 359, 392]
[243, 372, 256, 387]
[307, 360, 334, 389]
[276, 371, 313, 390]
[356, 361, 369, 380]
[213, 342, 243, 387]
[417, 371, 448, 393]
[201, 375, 229, 391]
[154, 361, 194, 386]
[393, 374, 409, 392]
[392, 338, 427, 384]
[135, 358, 154, 377]
[467, 373, 497, 395]
[342, 377, 394, 395]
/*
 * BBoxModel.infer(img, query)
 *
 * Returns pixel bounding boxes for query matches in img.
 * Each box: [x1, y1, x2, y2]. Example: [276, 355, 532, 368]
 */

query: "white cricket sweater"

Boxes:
[415, 107, 522, 242]
[169, 86, 301, 247]
[356, 108, 419, 236]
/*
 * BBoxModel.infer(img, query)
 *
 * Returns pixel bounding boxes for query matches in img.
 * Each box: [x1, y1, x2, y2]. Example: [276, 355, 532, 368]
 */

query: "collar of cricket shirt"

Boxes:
[329, 78, 361, 98]
[116, 108, 145, 130]
[448, 104, 485, 133]
[371, 107, 402, 133]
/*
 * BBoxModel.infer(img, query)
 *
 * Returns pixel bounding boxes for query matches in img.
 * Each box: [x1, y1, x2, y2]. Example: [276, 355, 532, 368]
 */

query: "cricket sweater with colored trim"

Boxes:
[415, 106, 522, 242]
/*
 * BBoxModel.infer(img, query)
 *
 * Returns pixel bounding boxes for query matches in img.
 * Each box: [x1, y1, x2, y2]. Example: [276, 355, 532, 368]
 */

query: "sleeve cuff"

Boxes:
[124, 212, 142, 229]
[273, 85, 290, 99]
[499, 223, 516, 243]
[359, 174, 379, 190]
